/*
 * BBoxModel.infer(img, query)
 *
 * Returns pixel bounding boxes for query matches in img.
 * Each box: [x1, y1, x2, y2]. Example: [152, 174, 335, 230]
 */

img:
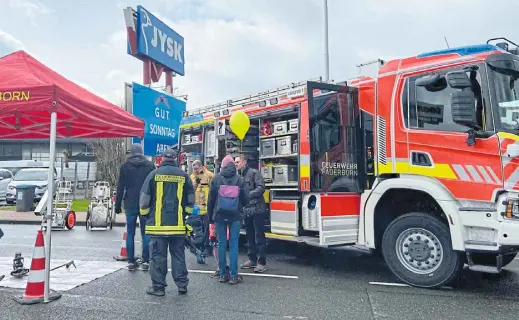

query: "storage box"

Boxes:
[261, 167, 273, 182]
[276, 136, 293, 155]
[261, 138, 276, 157]
[292, 140, 298, 153]
[288, 119, 299, 133]
[273, 121, 287, 135]
[204, 130, 215, 156]
[273, 165, 298, 184]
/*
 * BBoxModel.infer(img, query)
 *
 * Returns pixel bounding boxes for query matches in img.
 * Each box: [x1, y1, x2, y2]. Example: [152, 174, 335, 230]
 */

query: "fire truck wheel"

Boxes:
[382, 212, 464, 288]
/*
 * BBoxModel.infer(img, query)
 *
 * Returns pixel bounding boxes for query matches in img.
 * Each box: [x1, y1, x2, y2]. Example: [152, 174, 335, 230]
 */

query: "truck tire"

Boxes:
[382, 212, 464, 288]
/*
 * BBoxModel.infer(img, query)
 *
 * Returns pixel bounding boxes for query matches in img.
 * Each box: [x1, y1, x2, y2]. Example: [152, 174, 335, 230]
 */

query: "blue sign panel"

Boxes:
[136, 6, 185, 76]
[131, 82, 186, 156]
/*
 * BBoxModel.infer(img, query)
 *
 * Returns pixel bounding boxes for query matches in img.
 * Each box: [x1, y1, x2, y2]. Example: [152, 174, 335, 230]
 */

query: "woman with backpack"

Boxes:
[207, 155, 249, 284]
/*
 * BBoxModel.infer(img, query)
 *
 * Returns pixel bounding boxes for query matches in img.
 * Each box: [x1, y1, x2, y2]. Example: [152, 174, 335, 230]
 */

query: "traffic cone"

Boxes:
[13, 230, 62, 305]
[113, 231, 128, 261]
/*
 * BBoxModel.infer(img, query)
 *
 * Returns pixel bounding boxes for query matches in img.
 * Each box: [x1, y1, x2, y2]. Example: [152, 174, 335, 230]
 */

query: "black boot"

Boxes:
[146, 286, 165, 296]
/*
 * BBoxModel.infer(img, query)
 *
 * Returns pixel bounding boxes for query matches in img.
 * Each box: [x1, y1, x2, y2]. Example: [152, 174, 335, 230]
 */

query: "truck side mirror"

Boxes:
[446, 71, 472, 89]
[451, 91, 477, 127]
[416, 73, 441, 87]
[451, 91, 479, 146]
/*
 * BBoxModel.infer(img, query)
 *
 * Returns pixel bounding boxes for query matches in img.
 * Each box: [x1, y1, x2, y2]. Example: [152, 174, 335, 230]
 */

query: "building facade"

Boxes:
[0, 139, 94, 162]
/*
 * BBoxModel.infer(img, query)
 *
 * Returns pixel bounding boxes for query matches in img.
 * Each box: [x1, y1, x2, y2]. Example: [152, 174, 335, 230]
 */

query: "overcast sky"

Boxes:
[0, 0, 516, 110]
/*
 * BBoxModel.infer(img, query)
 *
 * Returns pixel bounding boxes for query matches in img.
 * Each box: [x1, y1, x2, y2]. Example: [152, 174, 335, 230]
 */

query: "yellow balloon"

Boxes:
[229, 110, 250, 140]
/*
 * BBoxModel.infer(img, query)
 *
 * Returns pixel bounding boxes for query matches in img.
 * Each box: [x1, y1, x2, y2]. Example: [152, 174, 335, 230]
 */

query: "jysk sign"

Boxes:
[136, 6, 185, 76]
[131, 82, 186, 156]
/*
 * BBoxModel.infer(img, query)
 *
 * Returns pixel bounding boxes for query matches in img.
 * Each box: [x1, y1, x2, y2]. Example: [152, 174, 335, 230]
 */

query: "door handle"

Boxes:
[411, 151, 432, 167]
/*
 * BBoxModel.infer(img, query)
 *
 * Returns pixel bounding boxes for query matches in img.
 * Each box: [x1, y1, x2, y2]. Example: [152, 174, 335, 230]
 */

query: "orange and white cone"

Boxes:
[113, 231, 128, 261]
[13, 230, 62, 305]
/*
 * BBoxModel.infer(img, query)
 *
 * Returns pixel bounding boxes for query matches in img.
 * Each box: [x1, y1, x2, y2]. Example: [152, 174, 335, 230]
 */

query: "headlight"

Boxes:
[503, 198, 519, 219]
[8, 186, 14, 190]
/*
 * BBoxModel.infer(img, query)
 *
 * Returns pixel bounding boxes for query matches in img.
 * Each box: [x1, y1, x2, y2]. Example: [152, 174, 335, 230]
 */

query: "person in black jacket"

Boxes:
[207, 155, 249, 284]
[115, 144, 156, 271]
[140, 148, 195, 296]
[235, 154, 268, 273]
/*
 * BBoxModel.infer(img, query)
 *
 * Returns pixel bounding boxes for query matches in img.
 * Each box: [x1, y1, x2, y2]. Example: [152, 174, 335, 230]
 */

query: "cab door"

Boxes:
[402, 64, 502, 202]
[304, 81, 365, 246]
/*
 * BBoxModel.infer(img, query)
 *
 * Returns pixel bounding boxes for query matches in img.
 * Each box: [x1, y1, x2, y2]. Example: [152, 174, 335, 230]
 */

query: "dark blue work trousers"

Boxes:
[149, 236, 189, 290]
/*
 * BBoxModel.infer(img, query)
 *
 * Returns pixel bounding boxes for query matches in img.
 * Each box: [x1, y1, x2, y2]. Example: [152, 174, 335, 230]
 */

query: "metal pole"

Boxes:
[324, 0, 330, 82]
[143, 60, 151, 86]
[165, 71, 173, 95]
[86, 161, 90, 198]
[72, 161, 78, 200]
[44, 111, 57, 303]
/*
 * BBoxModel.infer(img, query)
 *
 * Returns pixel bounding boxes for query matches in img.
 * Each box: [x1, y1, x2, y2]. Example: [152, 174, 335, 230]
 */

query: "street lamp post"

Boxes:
[324, 0, 330, 82]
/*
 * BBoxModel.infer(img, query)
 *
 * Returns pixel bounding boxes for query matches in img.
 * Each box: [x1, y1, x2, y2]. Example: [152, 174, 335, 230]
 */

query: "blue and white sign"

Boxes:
[136, 6, 185, 76]
[131, 82, 186, 156]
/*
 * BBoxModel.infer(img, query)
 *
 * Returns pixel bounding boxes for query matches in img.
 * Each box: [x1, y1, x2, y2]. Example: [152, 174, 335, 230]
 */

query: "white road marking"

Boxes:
[170, 269, 298, 279]
[0, 243, 116, 251]
[369, 281, 409, 287]
[112, 240, 141, 243]
[369, 281, 452, 290]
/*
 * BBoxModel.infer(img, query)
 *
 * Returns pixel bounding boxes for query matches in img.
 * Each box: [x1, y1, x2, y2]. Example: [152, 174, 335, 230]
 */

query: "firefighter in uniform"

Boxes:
[139, 149, 195, 296]
[189, 160, 214, 262]
[190, 160, 214, 215]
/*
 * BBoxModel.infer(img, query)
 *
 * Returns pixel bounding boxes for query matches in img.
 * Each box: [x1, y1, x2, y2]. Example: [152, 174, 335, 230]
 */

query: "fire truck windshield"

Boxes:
[487, 55, 519, 131]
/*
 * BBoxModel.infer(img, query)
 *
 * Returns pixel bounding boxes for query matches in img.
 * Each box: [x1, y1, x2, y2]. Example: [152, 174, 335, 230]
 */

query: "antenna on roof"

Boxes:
[444, 36, 450, 48]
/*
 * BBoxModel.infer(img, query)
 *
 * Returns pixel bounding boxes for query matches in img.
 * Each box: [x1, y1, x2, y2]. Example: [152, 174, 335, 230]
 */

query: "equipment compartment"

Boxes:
[273, 165, 298, 184]
[261, 138, 276, 157]
[272, 121, 288, 135]
[288, 119, 299, 133]
[261, 167, 273, 183]
[276, 136, 293, 155]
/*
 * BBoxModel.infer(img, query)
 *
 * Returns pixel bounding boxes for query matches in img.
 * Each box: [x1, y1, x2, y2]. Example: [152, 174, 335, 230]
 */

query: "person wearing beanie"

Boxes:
[139, 148, 195, 296]
[115, 143, 155, 271]
[207, 155, 249, 285]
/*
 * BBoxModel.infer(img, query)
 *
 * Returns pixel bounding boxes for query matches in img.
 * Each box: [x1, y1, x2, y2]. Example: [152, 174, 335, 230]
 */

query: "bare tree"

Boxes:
[87, 139, 127, 187]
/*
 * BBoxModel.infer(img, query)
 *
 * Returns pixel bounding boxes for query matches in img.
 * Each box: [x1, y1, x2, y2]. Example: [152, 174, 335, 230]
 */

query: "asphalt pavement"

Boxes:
[1, 223, 519, 319]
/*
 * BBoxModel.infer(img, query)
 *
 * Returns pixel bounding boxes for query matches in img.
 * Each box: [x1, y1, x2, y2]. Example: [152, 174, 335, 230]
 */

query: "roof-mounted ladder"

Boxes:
[185, 76, 324, 117]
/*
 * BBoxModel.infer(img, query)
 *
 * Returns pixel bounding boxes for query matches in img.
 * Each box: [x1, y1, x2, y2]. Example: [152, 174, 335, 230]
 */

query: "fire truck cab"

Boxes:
[179, 38, 519, 288]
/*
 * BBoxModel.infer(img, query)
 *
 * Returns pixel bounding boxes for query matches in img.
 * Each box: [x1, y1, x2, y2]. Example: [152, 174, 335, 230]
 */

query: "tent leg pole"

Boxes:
[44, 111, 57, 303]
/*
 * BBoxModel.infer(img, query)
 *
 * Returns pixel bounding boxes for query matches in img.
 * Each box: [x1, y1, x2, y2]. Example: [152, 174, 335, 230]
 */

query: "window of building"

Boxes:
[402, 67, 485, 132]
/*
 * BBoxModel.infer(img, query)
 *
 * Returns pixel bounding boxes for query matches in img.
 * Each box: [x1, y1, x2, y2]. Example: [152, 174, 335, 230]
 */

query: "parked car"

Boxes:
[0, 169, 14, 203]
[6, 168, 57, 205]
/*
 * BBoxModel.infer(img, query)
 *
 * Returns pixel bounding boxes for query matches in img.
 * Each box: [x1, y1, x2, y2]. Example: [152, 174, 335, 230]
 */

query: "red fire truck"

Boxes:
[179, 38, 519, 288]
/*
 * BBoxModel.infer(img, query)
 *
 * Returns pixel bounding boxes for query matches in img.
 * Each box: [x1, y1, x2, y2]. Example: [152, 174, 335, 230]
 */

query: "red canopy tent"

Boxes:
[0, 50, 144, 138]
[0, 50, 144, 304]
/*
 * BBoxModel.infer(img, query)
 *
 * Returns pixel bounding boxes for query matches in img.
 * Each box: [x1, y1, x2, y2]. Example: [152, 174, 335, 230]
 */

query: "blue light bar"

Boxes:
[417, 44, 502, 58]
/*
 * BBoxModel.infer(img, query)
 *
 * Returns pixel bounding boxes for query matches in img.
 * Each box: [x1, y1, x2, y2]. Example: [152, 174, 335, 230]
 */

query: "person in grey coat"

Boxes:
[235, 154, 268, 273]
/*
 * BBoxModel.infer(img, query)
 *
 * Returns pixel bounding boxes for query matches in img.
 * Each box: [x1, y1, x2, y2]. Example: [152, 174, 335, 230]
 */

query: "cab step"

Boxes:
[466, 252, 503, 274]
[467, 264, 501, 274]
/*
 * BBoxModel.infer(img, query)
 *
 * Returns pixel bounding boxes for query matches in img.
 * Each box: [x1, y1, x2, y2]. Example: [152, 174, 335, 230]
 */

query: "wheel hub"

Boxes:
[396, 228, 444, 275]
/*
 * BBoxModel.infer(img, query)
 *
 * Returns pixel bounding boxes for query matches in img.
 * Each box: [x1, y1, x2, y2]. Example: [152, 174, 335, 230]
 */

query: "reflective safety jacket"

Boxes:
[139, 160, 195, 236]
[189, 168, 214, 215]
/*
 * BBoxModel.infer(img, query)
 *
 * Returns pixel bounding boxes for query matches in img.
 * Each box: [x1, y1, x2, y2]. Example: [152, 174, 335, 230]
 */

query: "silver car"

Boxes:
[6, 168, 56, 205]
[0, 169, 14, 203]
